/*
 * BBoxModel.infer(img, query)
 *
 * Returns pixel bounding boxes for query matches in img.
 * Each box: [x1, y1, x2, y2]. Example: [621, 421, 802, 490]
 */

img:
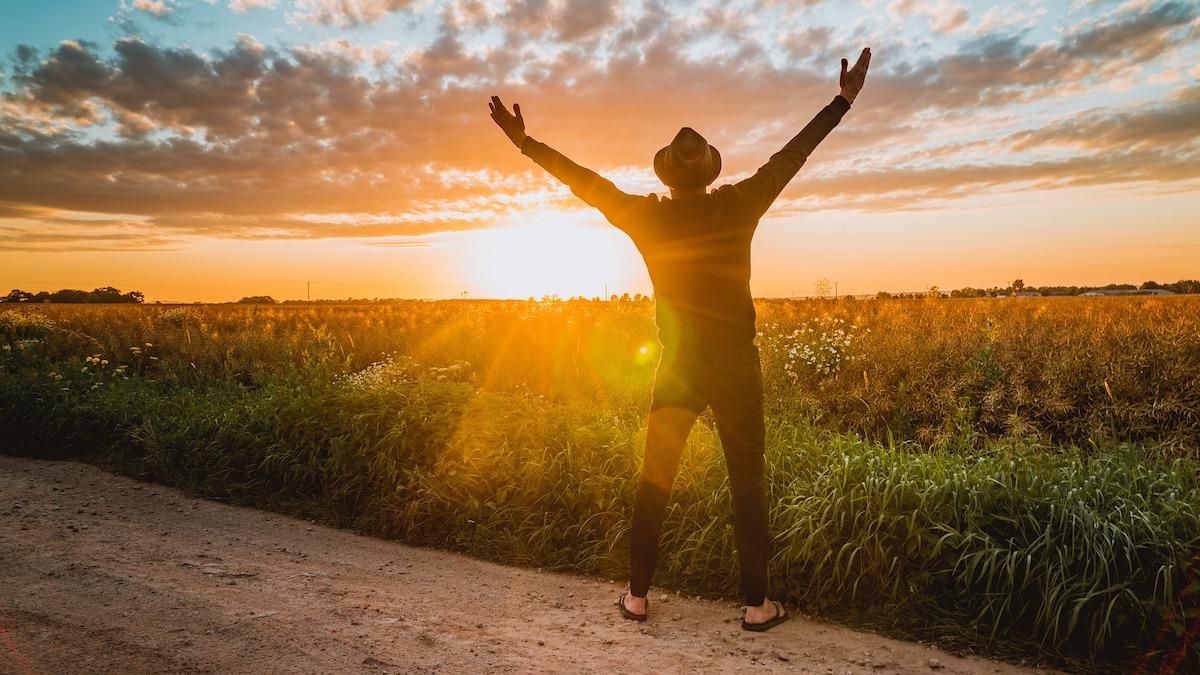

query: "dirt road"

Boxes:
[0, 455, 1058, 674]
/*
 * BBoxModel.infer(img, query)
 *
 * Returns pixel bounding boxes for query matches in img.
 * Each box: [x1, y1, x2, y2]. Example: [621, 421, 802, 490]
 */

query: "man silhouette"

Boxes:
[489, 47, 871, 631]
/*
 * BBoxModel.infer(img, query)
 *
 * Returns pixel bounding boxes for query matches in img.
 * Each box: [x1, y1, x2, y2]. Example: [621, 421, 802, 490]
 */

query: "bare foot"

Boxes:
[742, 597, 779, 624]
[623, 590, 647, 615]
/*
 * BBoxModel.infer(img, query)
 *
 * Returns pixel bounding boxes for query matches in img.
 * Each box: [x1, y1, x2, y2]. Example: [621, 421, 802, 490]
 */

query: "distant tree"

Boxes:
[814, 278, 833, 299]
[48, 289, 91, 303]
[86, 286, 143, 303]
[875, 291, 893, 300]
[1140, 280, 1163, 290]
[237, 295, 278, 304]
[1, 287, 143, 303]
[951, 287, 986, 298]
[91, 286, 123, 302]
[926, 285, 942, 299]
[1010, 279, 1025, 295]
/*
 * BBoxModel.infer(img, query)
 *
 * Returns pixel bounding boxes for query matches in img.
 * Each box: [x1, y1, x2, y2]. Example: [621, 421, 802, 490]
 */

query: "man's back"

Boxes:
[516, 94, 855, 359]
[619, 187, 759, 359]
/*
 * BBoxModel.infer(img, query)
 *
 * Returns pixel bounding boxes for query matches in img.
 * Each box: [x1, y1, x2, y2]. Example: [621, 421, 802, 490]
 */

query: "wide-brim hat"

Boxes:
[654, 127, 721, 190]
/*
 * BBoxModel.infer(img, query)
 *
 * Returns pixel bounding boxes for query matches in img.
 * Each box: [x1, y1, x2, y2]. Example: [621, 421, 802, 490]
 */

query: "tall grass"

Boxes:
[5, 296, 1197, 453]
[1, 299, 1198, 671]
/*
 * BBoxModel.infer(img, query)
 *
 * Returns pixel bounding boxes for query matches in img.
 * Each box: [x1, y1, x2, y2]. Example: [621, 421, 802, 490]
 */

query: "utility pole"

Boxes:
[834, 281, 838, 299]
[307, 281, 311, 302]
[604, 283, 608, 301]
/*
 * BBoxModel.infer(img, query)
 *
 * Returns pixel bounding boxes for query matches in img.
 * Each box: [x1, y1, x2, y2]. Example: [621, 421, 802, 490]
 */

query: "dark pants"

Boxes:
[629, 346, 769, 606]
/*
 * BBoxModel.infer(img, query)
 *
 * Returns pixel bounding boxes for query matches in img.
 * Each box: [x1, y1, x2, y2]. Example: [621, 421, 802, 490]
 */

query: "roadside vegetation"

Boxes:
[2, 298, 1197, 672]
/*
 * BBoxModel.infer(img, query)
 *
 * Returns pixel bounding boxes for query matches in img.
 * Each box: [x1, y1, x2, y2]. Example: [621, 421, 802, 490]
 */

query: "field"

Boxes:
[2, 297, 1198, 671]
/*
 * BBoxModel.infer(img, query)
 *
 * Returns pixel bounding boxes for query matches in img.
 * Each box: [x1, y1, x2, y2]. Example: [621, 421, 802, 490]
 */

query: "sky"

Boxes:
[0, 0, 1197, 301]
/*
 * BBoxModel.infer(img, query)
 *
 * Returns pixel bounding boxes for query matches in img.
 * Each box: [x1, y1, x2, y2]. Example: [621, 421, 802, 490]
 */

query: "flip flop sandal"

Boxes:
[616, 591, 648, 622]
[740, 600, 789, 632]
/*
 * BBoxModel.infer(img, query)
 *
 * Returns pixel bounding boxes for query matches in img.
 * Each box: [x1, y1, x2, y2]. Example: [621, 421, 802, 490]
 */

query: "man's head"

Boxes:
[654, 127, 721, 194]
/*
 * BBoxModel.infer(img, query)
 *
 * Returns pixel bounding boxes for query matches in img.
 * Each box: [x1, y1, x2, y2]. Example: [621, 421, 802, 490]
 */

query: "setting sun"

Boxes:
[462, 222, 639, 299]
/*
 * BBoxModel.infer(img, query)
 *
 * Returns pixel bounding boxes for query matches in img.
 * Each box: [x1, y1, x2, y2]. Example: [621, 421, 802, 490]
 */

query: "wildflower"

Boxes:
[81, 366, 88, 373]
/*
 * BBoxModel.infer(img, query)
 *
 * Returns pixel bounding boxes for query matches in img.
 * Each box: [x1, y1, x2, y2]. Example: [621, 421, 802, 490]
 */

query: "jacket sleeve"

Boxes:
[730, 95, 852, 220]
[520, 137, 647, 234]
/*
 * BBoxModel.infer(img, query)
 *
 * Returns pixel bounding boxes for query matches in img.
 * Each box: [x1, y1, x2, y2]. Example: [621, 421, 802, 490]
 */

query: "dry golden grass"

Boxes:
[7, 294, 1197, 454]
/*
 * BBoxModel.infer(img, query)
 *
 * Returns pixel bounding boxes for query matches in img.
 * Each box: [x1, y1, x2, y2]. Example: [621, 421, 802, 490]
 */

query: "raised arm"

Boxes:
[731, 47, 871, 219]
[488, 95, 641, 224]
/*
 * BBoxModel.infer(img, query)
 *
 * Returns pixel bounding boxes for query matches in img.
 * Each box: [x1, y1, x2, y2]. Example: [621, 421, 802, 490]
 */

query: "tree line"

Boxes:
[943, 279, 1198, 298]
[874, 279, 1199, 300]
[2, 287, 144, 304]
[4, 280, 1197, 304]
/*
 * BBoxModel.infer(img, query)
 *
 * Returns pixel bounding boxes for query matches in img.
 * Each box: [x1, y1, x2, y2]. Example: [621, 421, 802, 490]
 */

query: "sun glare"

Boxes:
[463, 223, 637, 299]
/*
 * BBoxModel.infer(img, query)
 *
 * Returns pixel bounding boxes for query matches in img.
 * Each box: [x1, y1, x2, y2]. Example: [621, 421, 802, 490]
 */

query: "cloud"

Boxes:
[1007, 87, 1200, 153]
[888, 0, 970, 33]
[229, 0, 278, 13]
[1, 0, 1198, 247]
[132, 0, 176, 18]
[773, 148, 1200, 213]
[552, 0, 620, 41]
[291, 0, 414, 27]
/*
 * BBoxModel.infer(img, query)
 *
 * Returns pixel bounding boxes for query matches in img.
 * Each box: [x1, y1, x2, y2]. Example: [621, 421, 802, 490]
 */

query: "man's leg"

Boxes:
[707, 358, 770, 609]
[628, 404, 698, 602]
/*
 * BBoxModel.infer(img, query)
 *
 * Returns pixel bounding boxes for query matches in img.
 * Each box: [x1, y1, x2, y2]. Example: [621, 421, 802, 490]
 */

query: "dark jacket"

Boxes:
[520, 95, 852, 361]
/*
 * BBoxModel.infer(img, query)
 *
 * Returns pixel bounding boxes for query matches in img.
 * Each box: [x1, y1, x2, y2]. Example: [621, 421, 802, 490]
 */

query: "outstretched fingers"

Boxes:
[853, 47, 871, 75]
[840, 58, 848, 88]
[490, 95, 507, 118]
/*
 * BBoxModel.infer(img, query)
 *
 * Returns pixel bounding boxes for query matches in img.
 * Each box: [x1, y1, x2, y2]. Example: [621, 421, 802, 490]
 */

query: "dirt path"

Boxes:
[0, 456, 1059, 675]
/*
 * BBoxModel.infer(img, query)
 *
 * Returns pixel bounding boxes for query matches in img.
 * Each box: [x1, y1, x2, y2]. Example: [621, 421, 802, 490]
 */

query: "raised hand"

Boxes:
[839, 47, 871, 104]
[488, 95, 527, 148]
